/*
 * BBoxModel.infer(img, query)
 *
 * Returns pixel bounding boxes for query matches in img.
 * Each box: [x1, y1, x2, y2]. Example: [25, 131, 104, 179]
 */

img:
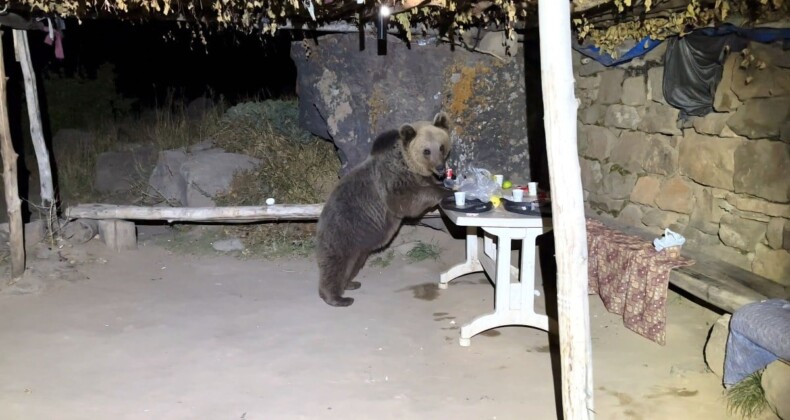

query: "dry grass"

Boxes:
[210, 100, 341, 258]
[54, 92, 226, 205]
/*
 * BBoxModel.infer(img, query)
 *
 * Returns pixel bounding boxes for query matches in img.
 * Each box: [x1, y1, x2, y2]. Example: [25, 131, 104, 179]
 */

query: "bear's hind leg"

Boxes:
[344, 252, 369, 290]
[318, 254, 355, 307]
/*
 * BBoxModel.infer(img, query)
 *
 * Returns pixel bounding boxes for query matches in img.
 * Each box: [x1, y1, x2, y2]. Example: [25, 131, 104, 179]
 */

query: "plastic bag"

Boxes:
[453, 166, 501, 202]
[653, 228, 686, 252]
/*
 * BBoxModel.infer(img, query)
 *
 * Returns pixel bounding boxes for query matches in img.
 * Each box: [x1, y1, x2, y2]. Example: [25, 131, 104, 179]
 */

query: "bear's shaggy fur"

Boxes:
[316, 112, 454, 307]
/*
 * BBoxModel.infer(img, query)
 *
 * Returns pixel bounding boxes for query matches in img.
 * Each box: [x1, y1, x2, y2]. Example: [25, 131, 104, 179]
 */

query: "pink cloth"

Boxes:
[42, 28, 64, 59]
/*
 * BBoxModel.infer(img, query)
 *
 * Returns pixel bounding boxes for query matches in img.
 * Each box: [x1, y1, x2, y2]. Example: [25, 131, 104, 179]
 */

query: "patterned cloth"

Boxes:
[586, 218, 696, 345]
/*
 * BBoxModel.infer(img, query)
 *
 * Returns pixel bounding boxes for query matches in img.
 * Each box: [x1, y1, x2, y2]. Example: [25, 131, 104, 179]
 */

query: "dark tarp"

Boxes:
[663, 24, 790, 118]
[662, 31, 749, 118]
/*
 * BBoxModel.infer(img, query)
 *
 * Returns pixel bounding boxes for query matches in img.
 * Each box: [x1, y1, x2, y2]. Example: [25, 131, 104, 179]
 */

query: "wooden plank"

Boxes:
[65, 203, 443, 223]
[538, 0, 595, 417]
[0, 30, 26, 279]
[671, 266, 766, 314]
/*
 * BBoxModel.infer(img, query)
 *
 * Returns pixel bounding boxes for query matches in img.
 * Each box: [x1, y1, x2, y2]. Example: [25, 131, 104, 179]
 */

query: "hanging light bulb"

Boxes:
[377, 4, 391, 55]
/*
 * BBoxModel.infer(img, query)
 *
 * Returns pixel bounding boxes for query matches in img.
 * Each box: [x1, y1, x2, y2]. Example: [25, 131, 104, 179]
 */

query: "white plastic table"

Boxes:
[439, 202, 552, 346]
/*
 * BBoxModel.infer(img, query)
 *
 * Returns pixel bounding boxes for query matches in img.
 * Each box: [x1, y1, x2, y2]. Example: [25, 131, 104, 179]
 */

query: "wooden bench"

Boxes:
[64, 203, 443, 252]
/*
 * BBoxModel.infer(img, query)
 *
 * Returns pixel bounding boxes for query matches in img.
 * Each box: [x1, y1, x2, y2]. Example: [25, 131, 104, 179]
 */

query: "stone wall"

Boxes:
[574, 41, 790, 285]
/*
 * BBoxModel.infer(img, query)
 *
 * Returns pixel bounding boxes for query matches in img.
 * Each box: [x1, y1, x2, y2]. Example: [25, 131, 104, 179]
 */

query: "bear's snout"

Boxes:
[434, 163, 446, 175]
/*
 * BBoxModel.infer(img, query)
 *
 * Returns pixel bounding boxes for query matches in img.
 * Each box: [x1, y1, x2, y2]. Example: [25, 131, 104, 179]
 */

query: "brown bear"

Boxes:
[316, 112, 454, 307]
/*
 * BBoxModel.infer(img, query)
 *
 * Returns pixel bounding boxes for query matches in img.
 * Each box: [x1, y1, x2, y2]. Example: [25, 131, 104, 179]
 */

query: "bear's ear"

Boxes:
[433, 112, 450, 130]
[399, 124, 418, 145]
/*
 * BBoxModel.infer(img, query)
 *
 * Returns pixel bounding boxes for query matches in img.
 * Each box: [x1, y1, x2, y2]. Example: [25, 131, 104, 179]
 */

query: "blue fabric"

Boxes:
[723, 299, 790, 387]
[573, 36, 664, 67]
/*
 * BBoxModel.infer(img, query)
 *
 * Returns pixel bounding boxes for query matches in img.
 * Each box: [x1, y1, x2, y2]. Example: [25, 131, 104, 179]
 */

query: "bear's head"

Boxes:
[399, 112, 452, 178]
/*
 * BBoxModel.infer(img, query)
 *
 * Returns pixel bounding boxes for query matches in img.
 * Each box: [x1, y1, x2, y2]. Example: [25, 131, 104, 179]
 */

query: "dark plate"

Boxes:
[501, 197, 552, 216]
[440, 196, 494, 213]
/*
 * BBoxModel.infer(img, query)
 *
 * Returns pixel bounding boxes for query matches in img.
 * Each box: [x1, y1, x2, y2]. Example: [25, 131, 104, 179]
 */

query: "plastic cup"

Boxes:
[454, 191, 466, 206]
[494, 174, 504, 186]
[512, 189, 524, 202]
[528, 182, 538, 196]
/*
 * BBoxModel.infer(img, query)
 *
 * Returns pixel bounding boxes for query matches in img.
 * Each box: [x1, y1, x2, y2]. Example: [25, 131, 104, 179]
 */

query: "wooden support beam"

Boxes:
[0, 31, 26, 279]
[13, 30, 55, 210]
[537, 0, 595, 418]
[13, 28, 56, 246]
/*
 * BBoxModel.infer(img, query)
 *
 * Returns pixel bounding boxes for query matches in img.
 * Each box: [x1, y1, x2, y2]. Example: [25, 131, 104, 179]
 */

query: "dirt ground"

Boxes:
[0, 222, 758, 420]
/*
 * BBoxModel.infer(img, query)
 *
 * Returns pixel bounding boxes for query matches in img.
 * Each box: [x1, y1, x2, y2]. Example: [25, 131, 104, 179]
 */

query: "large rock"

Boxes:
[713, 54, 742, 112]
[766, 218, 784, 249]
[291, 33, 530, 178]
[655, 176, 693, 214]
[642, 134, 678, 176]
[618, 204, 644, 226]
[590, 195, 627, 216]
[630, 175, 662, 205]
[148, 147, 261, 207]
[689, 187, 721, 235]
[691, 112, 732, 136]
[602, 167, 638, 199]
[577, 124, 588, 155]
[609, 131, 649, 173]
[781, 121, 790, 144]
[647, 66, 666, 104]
[579, 104, 607, 125]
[763, 360, 790, 420]
[595, 69, 625, 104]
[731, 63, 790, 101]
[94, 144, 157, 194]
[580, 125, 618, 160]
[725, 194, 790, 218]
[679, 131, 742, 190]
[785, 222, 790, 252]
[703, 314, 731, 378]
[604, 105, 641, 130]
[181, 153, 261, 207]
[637, 102, 681, 135]
[719, 213, 766, 252]
[727, 97, 790, 139]
[576, 75, 601, 90]
[733, 140, 790, 203]
[642, 208, 688, 230]
[579, 158, 603, 191]
[752, 244, 790, 285]
[621, 76, 646, 106]
[148, 149, 189, 205]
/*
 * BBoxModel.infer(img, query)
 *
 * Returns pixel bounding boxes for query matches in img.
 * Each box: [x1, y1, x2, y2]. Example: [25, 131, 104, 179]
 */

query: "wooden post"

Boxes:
[13, 30, 55, 210]
[537, 0, 595, 419]
[0, 31, 26, 279]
